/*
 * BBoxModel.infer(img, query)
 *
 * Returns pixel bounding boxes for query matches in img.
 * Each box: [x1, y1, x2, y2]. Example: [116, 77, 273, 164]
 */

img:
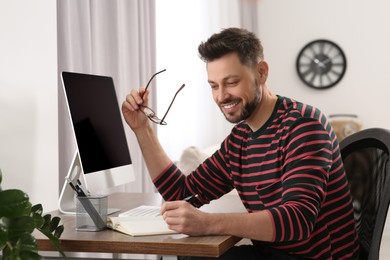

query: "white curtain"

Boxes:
[57, 0, 157, 194]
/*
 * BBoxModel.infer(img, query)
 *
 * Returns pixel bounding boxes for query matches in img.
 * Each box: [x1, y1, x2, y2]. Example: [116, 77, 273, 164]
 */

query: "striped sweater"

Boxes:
[154, 96, 359, 259]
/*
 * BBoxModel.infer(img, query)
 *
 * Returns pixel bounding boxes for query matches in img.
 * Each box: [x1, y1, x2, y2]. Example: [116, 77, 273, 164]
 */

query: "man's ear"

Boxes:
[257, 60, 269, 83]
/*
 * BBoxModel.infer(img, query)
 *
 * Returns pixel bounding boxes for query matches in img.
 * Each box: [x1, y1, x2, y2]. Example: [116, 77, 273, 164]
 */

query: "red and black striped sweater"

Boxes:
[154, 96, 359, 259]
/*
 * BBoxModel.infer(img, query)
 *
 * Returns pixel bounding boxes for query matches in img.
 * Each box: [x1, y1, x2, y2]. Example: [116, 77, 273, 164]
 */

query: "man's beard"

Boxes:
[223, 81, 262, 124]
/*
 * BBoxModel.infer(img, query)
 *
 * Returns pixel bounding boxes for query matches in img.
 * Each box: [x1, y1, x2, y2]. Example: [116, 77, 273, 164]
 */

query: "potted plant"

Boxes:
[0, 168, 66, 259]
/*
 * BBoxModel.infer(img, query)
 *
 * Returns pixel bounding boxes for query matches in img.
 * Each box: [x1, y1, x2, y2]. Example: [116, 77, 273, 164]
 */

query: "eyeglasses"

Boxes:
[140, 69, 185, 125]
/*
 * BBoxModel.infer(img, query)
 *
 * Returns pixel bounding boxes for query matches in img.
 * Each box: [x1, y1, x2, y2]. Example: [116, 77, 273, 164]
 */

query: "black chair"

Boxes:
[340, 128, 390, 260]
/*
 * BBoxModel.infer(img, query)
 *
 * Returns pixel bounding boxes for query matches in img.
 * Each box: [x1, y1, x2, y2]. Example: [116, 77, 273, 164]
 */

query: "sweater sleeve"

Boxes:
[153, 140, 234, 207]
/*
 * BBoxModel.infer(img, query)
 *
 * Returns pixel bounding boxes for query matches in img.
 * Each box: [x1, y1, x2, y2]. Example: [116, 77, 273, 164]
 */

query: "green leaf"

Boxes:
[31, 204, 43, 216]
[41, 214, 52, 230]
[2, 234, 41, 260]
[49, 216, 61, 232]
[31, 213, 44, 229]
[53, 225, 64, 238]
[31, 204, 45, 230]
[7, 216, 35, 241]
[0, 217, 10, 250]
[37, 214, 66, 257]
[0, 190, 31, 218]
[17, 233, 39, 254]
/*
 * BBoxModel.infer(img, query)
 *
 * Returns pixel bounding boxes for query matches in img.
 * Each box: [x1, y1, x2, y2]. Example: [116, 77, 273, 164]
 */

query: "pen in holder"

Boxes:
[76, 195, 108, 231]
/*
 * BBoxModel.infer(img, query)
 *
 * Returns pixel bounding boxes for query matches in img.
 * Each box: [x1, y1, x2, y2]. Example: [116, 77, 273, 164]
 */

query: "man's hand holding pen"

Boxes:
[160, 194, 213, 236]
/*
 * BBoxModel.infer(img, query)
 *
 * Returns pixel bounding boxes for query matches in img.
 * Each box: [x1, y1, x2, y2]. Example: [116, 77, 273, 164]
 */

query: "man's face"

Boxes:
[207, 53, 262, 124]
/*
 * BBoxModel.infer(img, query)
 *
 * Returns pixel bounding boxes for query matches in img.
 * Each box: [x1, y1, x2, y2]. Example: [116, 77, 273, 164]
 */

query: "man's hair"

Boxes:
[198, 27, 264, 68]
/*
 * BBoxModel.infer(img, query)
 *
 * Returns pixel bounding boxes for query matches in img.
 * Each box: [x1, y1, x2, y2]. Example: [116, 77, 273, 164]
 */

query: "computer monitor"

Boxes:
[58, 71, 135, 214]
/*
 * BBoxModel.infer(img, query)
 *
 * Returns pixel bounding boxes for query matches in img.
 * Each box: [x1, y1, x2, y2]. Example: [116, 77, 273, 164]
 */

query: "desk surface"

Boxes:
[35, 192, 243, 257]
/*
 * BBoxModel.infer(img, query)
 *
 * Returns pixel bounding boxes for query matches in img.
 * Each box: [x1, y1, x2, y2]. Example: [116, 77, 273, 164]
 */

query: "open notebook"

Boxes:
[107, 215, 177, 236]
[107, 205, 177, 236]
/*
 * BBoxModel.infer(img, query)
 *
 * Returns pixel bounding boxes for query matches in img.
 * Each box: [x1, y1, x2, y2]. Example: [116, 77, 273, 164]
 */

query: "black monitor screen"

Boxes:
[62, 71, 131, 174]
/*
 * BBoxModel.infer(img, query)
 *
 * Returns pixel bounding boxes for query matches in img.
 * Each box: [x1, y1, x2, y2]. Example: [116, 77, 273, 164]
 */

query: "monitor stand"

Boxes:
[58, 151, 120, 215]
[58, 151, 84, 214]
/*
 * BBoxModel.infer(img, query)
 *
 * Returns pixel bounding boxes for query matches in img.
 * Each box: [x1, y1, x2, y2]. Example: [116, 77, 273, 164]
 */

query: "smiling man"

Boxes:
[122, 28, 359, 259]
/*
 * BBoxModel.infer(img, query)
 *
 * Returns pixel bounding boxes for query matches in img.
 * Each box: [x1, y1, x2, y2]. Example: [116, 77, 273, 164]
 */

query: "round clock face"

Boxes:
[296, 39, 347, 89]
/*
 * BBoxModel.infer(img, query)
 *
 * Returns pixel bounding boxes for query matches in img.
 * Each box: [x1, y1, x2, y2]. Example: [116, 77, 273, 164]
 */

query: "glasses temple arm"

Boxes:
[160, 84, 186, 124]
[141, 69, 167, 99]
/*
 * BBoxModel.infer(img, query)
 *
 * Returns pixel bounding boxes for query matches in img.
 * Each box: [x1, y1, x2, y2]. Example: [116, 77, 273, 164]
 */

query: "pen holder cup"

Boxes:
[76, 195, 108, 231]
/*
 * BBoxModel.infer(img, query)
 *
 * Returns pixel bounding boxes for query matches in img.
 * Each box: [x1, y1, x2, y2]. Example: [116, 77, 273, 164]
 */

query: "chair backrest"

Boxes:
[339, 128, 390, 260]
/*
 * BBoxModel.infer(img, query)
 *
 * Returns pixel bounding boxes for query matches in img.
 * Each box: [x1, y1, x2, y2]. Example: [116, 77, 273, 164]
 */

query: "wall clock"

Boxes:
[296, 39, 347, 89]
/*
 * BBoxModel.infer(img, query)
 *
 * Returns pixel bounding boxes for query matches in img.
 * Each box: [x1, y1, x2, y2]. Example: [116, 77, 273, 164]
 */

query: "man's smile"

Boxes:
[221, 101, 240, 112]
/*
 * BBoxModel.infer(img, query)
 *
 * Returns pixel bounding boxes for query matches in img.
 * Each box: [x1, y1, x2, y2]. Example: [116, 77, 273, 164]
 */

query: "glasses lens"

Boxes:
[142, 106, 167, 125]
[142, 106, 155, 117]
[149, 116, 166, 125]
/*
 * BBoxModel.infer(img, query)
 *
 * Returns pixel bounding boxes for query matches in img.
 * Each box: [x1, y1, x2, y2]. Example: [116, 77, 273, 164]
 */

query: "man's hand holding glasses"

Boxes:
[122, 69, 185, 128]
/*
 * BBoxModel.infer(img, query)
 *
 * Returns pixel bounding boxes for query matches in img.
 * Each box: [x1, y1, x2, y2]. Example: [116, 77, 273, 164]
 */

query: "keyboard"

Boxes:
[118, 205, 161, 217]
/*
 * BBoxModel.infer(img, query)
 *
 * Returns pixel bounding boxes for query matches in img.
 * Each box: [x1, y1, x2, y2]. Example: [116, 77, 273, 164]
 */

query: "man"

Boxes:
[122, 28, 359, 259]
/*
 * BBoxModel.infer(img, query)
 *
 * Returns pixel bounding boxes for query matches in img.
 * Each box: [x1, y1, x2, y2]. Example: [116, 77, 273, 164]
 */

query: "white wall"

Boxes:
[258, 0, 390, 130]
[0, 0, 58, 211]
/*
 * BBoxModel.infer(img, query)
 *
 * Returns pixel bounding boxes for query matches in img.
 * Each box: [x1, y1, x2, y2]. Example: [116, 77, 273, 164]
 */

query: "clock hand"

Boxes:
[314, 58, 326, 68]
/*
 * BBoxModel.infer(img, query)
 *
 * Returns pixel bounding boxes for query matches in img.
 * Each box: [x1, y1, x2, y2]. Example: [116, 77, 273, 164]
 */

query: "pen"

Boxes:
[183, 194, 198, 202]
[75, 184, 87, 197]
[66, 177, 86, 197]
[77, 178, 90, 196]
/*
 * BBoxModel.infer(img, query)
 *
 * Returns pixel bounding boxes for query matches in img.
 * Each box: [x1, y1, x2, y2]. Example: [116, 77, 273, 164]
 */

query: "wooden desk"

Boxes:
[35, 192, 243, 258]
